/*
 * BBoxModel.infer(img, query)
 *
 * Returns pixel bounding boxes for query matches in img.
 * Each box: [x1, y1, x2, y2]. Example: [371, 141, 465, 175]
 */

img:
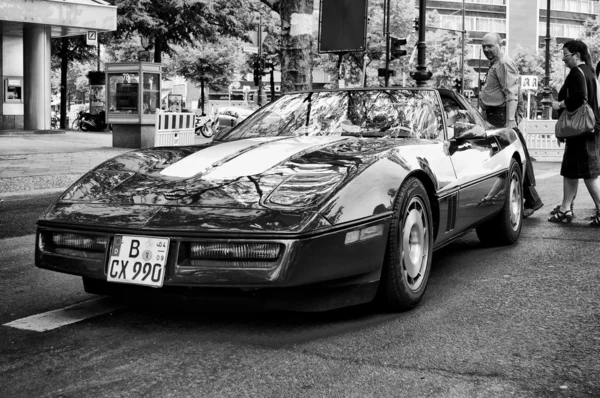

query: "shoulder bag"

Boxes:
[555, 66, 596, 139]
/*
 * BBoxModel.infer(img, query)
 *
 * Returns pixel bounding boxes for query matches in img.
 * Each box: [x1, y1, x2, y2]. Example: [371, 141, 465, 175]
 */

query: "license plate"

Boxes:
[107, 235, 170, 287]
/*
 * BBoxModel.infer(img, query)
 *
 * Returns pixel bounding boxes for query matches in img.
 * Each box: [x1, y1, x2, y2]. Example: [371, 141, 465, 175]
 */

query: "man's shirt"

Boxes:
[479, 52, 519, 108]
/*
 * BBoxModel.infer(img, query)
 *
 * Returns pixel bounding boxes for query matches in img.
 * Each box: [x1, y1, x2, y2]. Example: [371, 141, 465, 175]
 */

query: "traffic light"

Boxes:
[390, 37, 407, 60]
[253, 58, 263, 86]
[454, 78, 463, 93]
[413, 18, 419, 32]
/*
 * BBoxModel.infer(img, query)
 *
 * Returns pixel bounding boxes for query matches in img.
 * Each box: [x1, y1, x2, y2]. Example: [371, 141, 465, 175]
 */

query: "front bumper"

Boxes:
[35, 218, 390, 289]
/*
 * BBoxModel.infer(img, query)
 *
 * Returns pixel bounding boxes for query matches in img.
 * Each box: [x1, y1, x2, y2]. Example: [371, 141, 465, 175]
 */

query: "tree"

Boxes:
[581, 17, 600, 67]
[171, 39, 246, 112]
[258, 0, 314, 92]
[423, 10, 475, 89]
[115, 0, 256, 63]
[51, 37, 97, 128]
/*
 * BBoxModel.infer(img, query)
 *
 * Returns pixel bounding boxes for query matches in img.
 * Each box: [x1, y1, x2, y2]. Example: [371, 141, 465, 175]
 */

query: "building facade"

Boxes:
[0, 0, 116, 132]
[426, 0, 599, 77]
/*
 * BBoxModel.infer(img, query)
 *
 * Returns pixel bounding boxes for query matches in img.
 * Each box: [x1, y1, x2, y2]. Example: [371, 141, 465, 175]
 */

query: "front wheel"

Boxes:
[71, 119, 80, 131]
[476, 158, 523, 246]
[200, 125, 213, 138]
[378, 177, 433, 312]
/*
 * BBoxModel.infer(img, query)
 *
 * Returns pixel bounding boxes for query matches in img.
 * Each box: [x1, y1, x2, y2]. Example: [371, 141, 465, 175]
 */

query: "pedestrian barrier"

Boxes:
[154, 112, 195, 147]
[520, 120, 562, 162]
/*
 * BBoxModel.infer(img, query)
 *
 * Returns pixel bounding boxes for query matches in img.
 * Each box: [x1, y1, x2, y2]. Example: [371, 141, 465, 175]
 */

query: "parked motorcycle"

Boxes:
[73, 110, 111, 132]
[194, 113, 214, 138]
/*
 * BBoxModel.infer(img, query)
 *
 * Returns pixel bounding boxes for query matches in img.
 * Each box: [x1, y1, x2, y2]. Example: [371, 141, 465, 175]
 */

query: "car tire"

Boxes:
[378, 177, 433, 312]
[476, 158, 522, 246]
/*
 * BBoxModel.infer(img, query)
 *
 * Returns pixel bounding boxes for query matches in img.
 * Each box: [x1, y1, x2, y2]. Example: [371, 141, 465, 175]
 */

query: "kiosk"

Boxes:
[105, 62, 161, 148]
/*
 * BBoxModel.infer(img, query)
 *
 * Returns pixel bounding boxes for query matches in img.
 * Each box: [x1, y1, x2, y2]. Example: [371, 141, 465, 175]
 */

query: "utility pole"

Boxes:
[460, 0, 465, 93]
[541, 0, 552, 119]
[257, 14, 263, 107]
[410, 0, 432, 86]
[384, 0, 391, 87]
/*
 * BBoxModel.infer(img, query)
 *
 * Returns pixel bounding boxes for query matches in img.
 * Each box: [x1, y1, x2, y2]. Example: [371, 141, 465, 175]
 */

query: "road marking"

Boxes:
[535, 171, 559, 180]
[3, 297, 121, 332]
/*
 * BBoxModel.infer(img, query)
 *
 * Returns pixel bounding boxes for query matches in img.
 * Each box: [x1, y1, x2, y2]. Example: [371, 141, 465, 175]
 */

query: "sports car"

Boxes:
[36, 87, 526, 312]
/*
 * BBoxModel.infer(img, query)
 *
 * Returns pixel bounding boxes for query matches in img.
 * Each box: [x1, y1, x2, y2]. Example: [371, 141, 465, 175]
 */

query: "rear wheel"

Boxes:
[476, 158, 523, 246]
[378, 177, 433, 312]
[80, 122, 89, 132]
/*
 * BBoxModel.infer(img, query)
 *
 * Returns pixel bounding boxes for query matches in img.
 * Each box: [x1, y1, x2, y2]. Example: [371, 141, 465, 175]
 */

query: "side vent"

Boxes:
[445, 194, 458, 232]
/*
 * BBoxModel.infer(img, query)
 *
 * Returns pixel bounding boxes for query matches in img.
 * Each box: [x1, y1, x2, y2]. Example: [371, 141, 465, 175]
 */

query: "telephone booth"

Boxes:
[105, 62, 161, 148]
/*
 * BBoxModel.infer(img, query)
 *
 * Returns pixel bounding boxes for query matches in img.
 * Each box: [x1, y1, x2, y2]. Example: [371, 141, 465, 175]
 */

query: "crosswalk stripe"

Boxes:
[3, 297, 121, 332]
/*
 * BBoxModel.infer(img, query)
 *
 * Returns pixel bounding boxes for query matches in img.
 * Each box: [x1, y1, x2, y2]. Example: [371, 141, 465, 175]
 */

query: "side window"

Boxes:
[441, 96, 475, 139]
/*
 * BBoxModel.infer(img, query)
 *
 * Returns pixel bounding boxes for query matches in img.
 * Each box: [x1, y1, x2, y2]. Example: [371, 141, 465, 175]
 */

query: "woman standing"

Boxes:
[550, 40, 600, 226]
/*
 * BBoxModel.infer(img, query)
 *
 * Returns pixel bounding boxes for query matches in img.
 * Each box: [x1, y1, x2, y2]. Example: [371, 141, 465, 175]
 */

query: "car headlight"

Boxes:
[266, 173, 345, 207]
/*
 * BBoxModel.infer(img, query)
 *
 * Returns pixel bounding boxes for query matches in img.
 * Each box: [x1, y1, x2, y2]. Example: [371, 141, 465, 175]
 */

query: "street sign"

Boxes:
[249, 31, 267, 47]
[521, 75, 538, 90]
[86, 30, 97, 46]
[243, 46, 259, 54]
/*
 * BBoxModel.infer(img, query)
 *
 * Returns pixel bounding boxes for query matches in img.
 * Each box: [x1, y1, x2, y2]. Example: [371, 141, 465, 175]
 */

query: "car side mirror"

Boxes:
[453, 122, 486, 140]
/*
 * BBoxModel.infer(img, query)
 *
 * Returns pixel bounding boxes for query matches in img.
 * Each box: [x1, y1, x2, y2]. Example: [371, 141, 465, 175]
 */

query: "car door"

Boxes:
[440, 91, 505, 232]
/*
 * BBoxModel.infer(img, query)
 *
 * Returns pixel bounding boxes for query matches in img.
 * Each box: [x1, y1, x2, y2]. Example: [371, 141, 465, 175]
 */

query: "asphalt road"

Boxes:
[1, 162, 599, 397]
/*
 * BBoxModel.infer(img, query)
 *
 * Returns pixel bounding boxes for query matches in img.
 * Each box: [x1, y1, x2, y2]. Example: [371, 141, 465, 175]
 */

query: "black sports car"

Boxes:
[36, 88, 526, 312]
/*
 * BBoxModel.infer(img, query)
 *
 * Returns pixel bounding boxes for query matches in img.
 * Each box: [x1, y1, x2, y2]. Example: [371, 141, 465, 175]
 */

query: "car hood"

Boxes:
[40, 136, 415, 232]
[55, 136, 409, 208]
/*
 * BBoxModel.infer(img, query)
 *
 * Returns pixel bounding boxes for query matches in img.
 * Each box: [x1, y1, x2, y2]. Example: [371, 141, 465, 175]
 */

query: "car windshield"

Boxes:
[217, 89, 442, 142]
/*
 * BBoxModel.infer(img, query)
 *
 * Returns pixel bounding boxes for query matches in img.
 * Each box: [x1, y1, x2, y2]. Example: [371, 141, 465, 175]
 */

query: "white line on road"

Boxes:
[4, 297, 121, 332]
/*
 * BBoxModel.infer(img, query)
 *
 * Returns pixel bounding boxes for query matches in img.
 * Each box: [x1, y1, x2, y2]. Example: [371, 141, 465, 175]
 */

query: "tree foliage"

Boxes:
[115, 0, 258, 63]
[170, 38, 247, 110]
[424, 11, 476, 89]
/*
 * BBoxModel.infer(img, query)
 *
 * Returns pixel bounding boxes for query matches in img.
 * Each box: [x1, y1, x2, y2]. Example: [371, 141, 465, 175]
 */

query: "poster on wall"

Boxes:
[116, 83, 139, 111]
[168, 94, 183, 112]
[90, 85, 105, 107]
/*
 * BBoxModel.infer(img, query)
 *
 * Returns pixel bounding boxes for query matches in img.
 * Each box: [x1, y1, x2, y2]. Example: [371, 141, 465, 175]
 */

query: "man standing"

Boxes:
[479, 32, 543, 218]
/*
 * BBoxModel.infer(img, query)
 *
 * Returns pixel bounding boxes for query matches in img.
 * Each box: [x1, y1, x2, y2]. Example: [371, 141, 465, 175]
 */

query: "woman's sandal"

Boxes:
[590, 211, 600, 227]
[548, 209, 574, 223]
[550, 203, 575, 218]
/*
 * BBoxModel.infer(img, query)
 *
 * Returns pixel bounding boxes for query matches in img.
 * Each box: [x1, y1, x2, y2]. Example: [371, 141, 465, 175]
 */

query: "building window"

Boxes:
[440, 15, 506, 33]
[435, 0, 505, 4]
[539, 0, 598, 14]
[538, 22, 585, 38]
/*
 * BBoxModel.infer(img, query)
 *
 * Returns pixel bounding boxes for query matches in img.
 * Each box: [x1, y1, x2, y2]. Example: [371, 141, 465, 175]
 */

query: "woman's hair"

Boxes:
[563, 40, 593, 67]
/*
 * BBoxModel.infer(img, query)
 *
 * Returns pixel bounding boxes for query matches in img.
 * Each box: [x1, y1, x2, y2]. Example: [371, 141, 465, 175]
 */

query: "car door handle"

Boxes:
[458, 142, 472, 150]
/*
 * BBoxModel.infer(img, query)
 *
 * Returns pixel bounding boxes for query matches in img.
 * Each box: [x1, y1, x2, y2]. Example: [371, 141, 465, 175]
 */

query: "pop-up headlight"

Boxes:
[266, 173, 345, 207]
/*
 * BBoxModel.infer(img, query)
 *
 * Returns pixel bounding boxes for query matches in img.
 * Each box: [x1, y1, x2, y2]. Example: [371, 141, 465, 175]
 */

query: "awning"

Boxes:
[0, 0, 117, 38]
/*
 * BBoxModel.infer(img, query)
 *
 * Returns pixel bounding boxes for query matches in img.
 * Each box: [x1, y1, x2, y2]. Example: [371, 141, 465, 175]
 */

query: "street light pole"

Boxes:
[410, 0, 432, 86]
[541, 0, 552, 119]
[460, 0, 465, 93]
[384, 0, 391, 87]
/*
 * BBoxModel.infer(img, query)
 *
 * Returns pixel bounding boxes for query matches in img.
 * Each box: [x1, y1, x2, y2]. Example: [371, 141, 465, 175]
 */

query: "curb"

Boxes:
[0, 129, 66, 136]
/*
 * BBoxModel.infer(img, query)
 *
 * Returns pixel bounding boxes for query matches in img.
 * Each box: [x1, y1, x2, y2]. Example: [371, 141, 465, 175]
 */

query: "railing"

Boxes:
[154, 111, 195, 147]
[520, 120, 562, 162]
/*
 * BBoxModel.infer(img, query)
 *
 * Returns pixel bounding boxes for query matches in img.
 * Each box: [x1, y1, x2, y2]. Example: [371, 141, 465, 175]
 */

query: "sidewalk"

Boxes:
[0, 130, 130, 198]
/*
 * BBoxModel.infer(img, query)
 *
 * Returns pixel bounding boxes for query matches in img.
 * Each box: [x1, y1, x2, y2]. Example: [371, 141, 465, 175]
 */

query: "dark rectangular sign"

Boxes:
[318, 0, 368, 53]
